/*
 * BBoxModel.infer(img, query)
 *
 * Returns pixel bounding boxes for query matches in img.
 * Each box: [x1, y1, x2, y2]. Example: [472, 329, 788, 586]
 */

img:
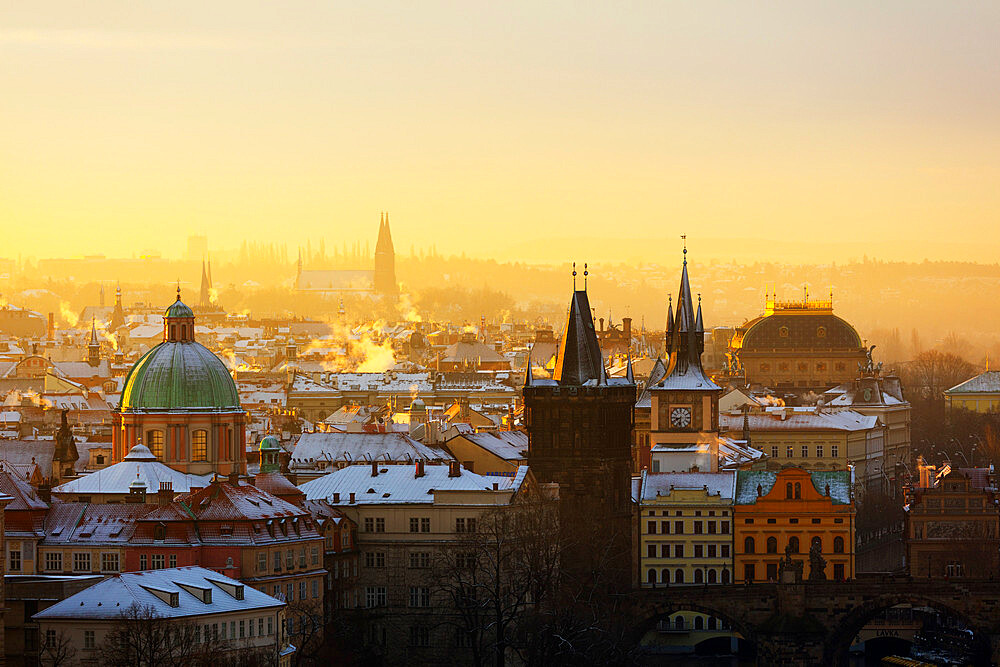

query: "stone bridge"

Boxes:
[627, 576, 1000, 665]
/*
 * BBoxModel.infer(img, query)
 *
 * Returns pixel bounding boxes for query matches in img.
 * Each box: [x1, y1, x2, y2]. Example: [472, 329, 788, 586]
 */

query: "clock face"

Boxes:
[670, 407, 692, 428]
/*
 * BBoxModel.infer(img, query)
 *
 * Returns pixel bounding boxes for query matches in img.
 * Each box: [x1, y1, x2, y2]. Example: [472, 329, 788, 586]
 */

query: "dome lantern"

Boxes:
[164, 286, 196, 343]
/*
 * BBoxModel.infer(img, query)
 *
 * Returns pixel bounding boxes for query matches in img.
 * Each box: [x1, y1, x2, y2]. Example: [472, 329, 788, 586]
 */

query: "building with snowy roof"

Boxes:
[945, 369, 1000, 413]
[33, 566, 291, 663]
[720, 407, 884, 482]
[733, 467, 854, 583]
[443, 430, 527, 474]
[297, 461, 533, 663]
[51, 443, 213, 503]
[638, 470, 736, 587]
[289, 432, 453, 481]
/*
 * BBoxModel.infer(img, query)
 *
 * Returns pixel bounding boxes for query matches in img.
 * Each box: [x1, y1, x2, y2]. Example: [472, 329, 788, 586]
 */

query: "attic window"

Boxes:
[220, 525, 234, 536]
[367, 488, 375, 494]
[253, 523, 262, 534]
[382, 493, 391, 498]
[79, 531, 92, 538]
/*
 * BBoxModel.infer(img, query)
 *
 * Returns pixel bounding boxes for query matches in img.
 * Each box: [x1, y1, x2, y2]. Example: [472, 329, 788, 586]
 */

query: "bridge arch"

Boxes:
[823, 592, 991, 666]
[628, 598, 757, 649]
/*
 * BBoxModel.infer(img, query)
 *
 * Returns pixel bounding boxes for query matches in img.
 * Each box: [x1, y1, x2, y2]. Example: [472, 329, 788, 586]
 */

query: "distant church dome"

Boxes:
[120, 291, 239, 412]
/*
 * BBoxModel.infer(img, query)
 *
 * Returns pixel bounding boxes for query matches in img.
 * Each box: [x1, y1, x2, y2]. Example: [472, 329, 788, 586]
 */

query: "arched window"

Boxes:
[811, 536, 822, 552]
[721, 568, 731, 584]
[707, 568, 717, 584]
[789, 536, 800, 553]
[786, 482, 793, 499]
[192, 430, 208, 462]
[674, 616, 684, 630]
[708, 617, 717, 630]
[794, 482, 801, 499]
[675, 569, 685, 584]
[181, 324, 188, 340]
[833, 536, 845, 554]
[744, 536, 755, 554]
[766, 536, 777, 553]
[647, 568, 657, 584]
[694, 569, 704, 584]
[146, 430, 165, 460]
[694, 616, 704, 630]
[661, 568, 670, 584]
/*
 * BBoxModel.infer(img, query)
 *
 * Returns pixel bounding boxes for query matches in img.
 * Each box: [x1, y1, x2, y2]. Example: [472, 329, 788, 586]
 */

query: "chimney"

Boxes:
[492, 482, 499, 491]
[371, 461, 379, 477]
[623, 317, 632, 342]
[448, 461, 461, 478]
[47, 312, 55, 340]
[158, 481, 173, 505]
[599, 317, 605, 333]
[349, 492, 356, 504]
[333, 492, 340, 503]
[38, 484, 51, 504]
[415, 460, 425, 478]
[228, 470, 240, 486]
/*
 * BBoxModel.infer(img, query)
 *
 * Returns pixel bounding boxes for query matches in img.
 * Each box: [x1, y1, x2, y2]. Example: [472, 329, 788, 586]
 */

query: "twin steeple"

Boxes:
[662, 244, 713, 386]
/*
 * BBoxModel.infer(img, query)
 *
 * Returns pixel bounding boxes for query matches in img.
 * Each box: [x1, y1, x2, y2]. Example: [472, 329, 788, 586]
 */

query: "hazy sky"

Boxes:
[3, 2, 999, 263]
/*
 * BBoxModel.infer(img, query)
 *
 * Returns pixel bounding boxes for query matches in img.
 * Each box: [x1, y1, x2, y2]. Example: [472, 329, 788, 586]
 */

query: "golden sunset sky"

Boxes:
[2, 2, 999, 263]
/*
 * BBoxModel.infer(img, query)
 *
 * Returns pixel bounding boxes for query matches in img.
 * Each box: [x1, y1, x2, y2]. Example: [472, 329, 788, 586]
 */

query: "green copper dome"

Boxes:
[120, 341, 240, 412]
[164, 297, 194, 319]
[259, 435, 280, 452]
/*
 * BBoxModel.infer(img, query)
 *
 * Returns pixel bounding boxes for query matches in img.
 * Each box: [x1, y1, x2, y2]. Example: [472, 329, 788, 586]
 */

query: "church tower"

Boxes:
[648, 247, 723, 473]
[87, 319, 101, 367]
[374, 212, 398, 296]
[523, 268, 636, 592]
[110, 284, 125, 331]
[199, 260, 212, 307]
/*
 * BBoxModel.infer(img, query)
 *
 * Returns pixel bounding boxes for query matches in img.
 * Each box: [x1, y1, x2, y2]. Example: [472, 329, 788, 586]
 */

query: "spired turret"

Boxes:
[374, 212, 398, 296]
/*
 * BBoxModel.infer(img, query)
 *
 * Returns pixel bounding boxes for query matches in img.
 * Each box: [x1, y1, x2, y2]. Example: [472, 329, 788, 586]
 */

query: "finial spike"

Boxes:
[572, 262, 577, 290]
[583, 262, 588, 290]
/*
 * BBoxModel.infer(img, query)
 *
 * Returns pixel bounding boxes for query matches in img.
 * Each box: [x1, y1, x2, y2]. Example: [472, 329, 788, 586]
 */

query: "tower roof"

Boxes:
[375, 211, 394, 254]
[660, 248, 719, 392]
[553, 289, 604, 386]
[164, 288, 194, 319]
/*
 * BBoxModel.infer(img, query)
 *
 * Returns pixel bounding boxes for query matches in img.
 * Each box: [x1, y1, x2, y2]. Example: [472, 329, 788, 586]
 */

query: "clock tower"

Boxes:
[648, 247, 723, 473]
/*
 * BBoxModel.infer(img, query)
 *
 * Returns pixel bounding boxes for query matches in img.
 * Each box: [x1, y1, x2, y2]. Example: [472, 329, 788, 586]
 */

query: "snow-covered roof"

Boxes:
[734, 469, 851, 505]
[640, 471, 736, 502]
[291, 432, 452, 468]
[446, 431, 527, 461]
[299, 463, 529, 505]
[52, 444, 212, 496]
[33, 566, 284, 620]
[720, 408, 878, 432]
[945, 370, 1000, 395]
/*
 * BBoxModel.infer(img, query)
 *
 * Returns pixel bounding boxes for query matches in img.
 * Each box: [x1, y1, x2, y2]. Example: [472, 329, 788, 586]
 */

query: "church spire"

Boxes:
[199, 259, 211, 307]
[553, 286, 604, 386]
[88, 318, 101, 367]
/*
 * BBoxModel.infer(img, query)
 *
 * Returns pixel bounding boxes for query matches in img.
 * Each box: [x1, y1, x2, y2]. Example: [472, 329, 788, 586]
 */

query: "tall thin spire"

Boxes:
[90, 318, 98, 345]
[626, 352, 635, 384]
[524, 345, 534, 387]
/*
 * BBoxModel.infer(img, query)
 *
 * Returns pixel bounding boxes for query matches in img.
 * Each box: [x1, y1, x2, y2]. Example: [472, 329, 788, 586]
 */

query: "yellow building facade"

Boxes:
[638, 471, 736, 587]
[945, 370, 1000, 413]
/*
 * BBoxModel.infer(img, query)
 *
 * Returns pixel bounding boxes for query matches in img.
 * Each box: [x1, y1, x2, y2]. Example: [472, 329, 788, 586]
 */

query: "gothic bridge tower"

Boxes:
[524, 267, 636, 592]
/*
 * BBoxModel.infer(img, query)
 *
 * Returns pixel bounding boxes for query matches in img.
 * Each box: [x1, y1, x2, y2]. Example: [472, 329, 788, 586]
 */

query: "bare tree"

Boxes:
[98, 603, 219, 667]
[286, 598, 327, 667]
[38, 629, 76, 667]
[432, 496, 560, 667]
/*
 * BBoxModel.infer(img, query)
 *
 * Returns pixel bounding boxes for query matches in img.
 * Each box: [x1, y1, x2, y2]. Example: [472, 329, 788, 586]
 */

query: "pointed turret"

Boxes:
[553, 289, 604, 386]
[110, 283, 125, 331]
[660, 247, 719, 390]
[199, 260, 211, 307]
[524, 345, 534, 387]
[374, 211, 398, 295]
[626, 352, 635, 384]
[87, 318, 101, 367]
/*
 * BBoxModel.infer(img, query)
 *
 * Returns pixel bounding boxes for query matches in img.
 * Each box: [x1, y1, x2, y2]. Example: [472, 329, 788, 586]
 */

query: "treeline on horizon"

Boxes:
[2, 251, 1000, 366]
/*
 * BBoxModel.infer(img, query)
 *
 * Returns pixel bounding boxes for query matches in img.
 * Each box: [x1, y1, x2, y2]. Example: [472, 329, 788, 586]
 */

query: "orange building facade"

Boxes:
[734, 467, 855, 583]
